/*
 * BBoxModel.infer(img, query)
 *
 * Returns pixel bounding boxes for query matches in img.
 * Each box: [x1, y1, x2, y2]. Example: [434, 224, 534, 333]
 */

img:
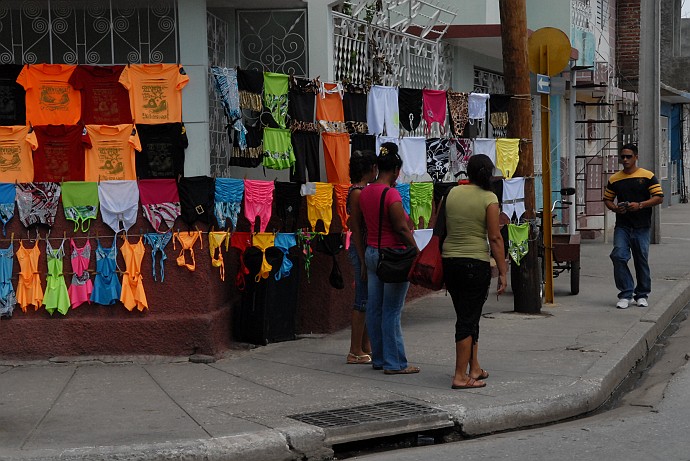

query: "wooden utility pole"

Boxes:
[499, 0, 541, 313]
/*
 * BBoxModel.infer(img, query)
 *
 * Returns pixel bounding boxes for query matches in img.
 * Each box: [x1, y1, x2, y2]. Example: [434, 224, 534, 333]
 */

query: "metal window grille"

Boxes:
[572, 0, 591, 30]
[207, 11, 231, 177]
[473, 68, 505, 94]
[332, 0, 455, 89]
[0, 0, 178, 64]
[236, 9, 308, 76]
[596, 0, 609, 30]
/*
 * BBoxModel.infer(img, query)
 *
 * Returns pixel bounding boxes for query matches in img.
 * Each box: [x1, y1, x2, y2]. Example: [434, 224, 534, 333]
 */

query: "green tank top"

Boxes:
[442, 184, 498, 262]
[44, 239, 71, 316]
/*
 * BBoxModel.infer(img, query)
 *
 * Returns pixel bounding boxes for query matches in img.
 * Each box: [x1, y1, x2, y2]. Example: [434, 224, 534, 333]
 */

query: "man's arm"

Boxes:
[626, 195, 663, 212]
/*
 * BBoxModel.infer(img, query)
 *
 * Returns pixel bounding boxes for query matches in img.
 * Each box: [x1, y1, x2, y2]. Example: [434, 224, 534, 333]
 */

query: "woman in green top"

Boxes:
[442, 154, 507, 389]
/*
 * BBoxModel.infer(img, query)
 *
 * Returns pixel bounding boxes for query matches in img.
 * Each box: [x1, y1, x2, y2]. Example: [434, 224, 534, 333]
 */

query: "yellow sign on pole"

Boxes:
[527, 27, 570, 305]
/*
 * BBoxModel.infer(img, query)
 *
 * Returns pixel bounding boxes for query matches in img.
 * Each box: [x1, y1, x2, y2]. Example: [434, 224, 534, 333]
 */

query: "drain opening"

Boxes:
[288, 400, 445, 428]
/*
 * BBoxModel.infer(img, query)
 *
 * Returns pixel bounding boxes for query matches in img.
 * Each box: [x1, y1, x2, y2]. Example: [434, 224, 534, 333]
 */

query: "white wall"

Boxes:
[179, 0, 211, 177]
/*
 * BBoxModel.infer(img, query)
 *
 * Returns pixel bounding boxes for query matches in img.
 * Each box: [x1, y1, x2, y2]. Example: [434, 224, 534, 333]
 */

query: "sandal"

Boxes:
[451, 378, 486, 389]
[383, 366, 420, 375]
[346, 353, 372, 364]
[470, 369, 489, 380]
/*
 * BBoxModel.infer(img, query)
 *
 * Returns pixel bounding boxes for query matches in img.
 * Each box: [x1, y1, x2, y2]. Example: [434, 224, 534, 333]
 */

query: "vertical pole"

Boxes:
[638, 0, 661, 243]
[499, 0, 541, 313]
[568, 79, 577, 235]
[540, 45, 554, 304]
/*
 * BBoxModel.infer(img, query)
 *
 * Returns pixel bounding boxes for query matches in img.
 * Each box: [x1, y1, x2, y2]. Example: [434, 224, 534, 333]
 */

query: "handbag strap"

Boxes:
[434, 187, 453, 246]
[377, 187, 390, 253]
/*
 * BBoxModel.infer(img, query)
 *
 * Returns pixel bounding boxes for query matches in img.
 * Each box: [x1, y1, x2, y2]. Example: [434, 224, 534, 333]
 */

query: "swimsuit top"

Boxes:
[143, 231, 173, 282]
[174, 230, 202, 271]
[70, 239, 91, 277]
[208, 231, 229, 280]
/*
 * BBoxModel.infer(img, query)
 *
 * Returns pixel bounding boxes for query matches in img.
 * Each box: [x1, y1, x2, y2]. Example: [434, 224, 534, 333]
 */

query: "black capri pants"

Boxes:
[442, 257, 491, 343]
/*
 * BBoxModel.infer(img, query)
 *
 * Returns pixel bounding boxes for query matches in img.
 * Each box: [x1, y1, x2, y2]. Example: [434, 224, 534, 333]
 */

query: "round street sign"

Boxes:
[528, 27, 571, 76]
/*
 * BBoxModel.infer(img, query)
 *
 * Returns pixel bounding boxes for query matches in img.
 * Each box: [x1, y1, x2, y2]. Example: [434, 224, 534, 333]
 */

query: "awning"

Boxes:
[660, 82, 690, 104]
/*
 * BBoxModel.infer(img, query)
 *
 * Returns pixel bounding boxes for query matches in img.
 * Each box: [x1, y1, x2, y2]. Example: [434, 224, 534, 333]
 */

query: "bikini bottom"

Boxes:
[0, 183, 15, 236]
[425, 138, 451, 183]
[139, 178, 180, 233]
[422, 89, 447, 135]
[313, 233, 344, 289]
[289, 131, 320, 184]
[496, 138, 521, 179]
[350, 134, 376, 153]
[306, 182, 333, 233]
[98, 180, 139, 233]
[333, 184, 350, 232]
[243, 179, 274, 233]
[447, 91, 469, 138]
[450, 138, 473, 179]
[398, 87, 423, 132]
[395, 183, 411, 215]
[262, 127, 295, 170]
[274, 233, 297, 280]
[62, 181, 99, 232]
[322, 132, 350, 184]
[508, 222, 530, 266]
[231, 124, 263, 168]
[252, 232, 276, 281]
[214, 177, 244, 230]
[178, 176, 215, 226]
[209, 231, 230, 281]
[274, 182, 302, 232]
[16, 182, 61, 228]
[502, 177, 526, 221]
[174, 230, 203, 271]
[409, 182, 434, 229]
[143, 231, 173, 282]
[230, 231, 252, 290]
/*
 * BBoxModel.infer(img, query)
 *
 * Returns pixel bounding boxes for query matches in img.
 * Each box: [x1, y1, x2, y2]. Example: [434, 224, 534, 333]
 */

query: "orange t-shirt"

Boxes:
[118, 64, 189, 124]
[16, 64, 81, 126]
[0, 125, 38, 182]
[85, 124, 141, 181]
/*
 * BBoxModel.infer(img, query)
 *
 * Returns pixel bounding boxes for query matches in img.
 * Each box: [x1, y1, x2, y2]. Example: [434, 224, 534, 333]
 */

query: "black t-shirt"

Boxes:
[135, 123, 188, 179]
[0, 64, 26, 126]
[604, 167, 664, 228]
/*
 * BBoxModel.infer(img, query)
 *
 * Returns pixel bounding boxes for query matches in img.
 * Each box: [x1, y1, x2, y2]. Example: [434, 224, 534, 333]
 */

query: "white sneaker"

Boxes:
[637, 298, 648, 307]
[616, 298, 632, 309]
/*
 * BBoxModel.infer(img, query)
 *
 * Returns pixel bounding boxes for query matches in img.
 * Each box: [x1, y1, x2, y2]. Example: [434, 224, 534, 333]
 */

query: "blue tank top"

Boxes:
[90, 236, 122, 305]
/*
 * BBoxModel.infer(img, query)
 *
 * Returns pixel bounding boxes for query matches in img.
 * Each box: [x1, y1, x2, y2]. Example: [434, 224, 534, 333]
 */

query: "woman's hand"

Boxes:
[497, 273, 507, 296]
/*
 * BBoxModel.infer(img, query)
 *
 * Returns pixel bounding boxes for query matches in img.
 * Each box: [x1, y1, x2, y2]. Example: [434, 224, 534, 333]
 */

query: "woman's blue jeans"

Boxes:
[610, 226, 651, 301]
[364, 246, 410, 371]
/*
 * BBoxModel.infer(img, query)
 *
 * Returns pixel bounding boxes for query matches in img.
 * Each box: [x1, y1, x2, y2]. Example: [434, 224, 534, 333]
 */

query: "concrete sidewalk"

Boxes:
[2, 205, 690, 461]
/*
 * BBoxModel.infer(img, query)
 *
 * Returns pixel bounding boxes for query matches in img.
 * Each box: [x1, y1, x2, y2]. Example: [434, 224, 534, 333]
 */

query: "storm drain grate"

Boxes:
[288, 400, 445, 428]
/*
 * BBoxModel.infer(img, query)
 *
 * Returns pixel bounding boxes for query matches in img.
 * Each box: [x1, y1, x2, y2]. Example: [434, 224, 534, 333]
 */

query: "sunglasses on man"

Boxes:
[620, 154, 634, 160]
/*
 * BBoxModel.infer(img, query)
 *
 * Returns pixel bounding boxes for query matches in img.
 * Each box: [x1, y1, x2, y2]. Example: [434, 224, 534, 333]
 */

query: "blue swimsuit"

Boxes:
[90, 236, 122, 305]
[0, 243, 16, 317]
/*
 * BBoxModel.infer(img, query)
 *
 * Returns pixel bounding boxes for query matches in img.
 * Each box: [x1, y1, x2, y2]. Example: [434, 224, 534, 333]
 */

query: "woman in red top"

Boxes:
[359, 143, 419, 374]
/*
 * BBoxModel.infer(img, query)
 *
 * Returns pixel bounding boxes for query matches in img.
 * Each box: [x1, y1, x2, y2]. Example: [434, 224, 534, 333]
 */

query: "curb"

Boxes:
[455, 275, 690, 436]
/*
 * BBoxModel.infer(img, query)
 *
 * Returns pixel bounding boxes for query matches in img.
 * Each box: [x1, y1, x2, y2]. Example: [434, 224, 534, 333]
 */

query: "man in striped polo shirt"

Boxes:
[603, 143, 664, 309]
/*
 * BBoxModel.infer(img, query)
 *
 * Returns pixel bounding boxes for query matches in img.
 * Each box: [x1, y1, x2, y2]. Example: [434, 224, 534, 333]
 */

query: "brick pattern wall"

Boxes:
[617, 0, 640, 91]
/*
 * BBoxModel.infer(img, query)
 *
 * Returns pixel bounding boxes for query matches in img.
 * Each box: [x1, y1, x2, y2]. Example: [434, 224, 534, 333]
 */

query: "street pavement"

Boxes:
[2, 204, 690, 460]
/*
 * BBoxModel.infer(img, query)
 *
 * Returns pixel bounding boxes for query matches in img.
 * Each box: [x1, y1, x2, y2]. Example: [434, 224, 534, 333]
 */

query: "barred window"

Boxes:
[0, 0, 178, 65]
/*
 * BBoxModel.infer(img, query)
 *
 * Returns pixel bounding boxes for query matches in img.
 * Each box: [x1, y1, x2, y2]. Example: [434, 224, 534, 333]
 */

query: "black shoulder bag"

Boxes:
[375, 187, 417, 283]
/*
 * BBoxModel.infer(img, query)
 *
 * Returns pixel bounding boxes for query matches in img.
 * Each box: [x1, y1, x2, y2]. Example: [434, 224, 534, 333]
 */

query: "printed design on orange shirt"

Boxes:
[39, 83, 71, 112]
[97, 142, 126, 178]
[0, 145, 21, 172]
[141, 81, 169, 121]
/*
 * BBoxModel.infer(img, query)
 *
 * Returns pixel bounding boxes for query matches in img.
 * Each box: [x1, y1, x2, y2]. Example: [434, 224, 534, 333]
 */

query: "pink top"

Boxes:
[360, 183, 408, 249]
[68, 239, 93, 308]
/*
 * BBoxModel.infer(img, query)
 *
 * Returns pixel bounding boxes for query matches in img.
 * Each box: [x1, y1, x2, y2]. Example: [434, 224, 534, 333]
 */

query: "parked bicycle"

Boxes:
[535, 187, 581, 297]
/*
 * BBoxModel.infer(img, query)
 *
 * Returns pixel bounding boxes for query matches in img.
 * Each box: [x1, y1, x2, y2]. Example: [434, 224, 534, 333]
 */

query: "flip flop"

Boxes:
[451, 378, 486, 389]
[346, 353, 372, 364]
[383, 366, 420, 375]
[471, 369, 489, 380]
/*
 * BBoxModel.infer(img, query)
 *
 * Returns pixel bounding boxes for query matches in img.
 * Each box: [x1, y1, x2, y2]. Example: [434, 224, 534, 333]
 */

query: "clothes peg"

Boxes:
[10, 232, 14, 244]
